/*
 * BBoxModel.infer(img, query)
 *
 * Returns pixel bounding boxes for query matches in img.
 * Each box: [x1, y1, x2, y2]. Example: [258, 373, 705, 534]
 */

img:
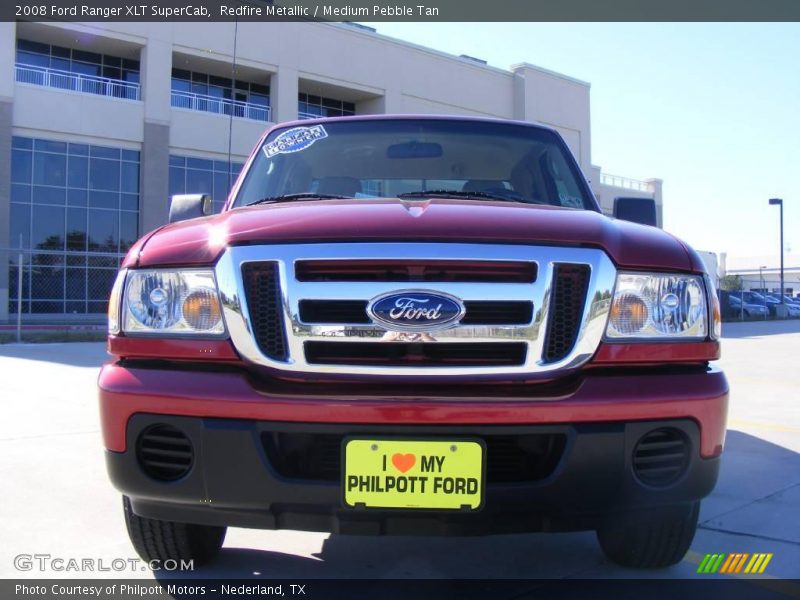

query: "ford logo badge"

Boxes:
[367, 290, 466, 332]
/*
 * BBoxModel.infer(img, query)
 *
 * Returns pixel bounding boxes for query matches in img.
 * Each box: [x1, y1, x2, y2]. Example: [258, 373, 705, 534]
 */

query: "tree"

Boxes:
[719, 274, 743, 292]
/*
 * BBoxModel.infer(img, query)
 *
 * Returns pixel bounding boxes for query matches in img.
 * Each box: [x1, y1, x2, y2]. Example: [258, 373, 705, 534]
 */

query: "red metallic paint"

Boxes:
[98, 363, 728, 458]
[125, 199, 697, 272]
[107, 336, 239, 361]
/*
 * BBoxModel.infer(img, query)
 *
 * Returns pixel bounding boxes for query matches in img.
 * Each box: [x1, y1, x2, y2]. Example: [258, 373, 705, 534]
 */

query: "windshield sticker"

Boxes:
[262, 125, 328, 158]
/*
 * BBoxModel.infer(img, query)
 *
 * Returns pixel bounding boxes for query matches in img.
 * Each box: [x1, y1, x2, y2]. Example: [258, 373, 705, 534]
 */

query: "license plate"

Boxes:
[343, 439, 484, 510]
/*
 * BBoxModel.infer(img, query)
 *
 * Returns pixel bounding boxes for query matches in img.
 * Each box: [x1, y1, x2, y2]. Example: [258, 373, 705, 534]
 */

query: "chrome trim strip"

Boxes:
[216, 243, 616, 377]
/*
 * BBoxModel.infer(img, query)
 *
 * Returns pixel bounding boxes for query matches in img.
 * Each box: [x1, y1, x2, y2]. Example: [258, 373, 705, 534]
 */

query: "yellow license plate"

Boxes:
[343, 439, 484, 510]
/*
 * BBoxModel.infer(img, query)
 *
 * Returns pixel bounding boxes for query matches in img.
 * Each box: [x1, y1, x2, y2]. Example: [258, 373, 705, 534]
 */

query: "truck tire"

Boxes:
[123, 496, 226, 566]
[596, 502, 699, 568]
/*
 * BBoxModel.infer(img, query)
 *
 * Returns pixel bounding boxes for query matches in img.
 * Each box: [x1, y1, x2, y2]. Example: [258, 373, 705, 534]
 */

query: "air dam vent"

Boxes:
[632, 428, 690, 487]
[136, 424, 193, 481]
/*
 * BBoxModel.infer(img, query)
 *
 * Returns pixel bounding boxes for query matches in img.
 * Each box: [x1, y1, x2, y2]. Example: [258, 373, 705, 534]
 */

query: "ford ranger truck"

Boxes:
[100, 115, 727, 569]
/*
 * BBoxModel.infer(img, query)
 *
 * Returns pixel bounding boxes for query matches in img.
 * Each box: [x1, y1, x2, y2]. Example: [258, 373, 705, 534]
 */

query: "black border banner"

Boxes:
[5, 0, 800, 22]
[4, 579, 800, 600]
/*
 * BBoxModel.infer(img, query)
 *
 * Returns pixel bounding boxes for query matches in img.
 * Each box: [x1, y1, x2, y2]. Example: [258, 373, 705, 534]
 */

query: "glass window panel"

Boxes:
[169, 155, 186, 167]
[89, 158, 120, 191]
[72, 50, 101, 64]
[13, 136, 33, 150]
[66, 208, 87, 252]
[185, 169, 213, 194]
[51, 45, 71, 59]
[90, 146, 120, 159]
[121, 194, 139, 211]
[32, 186, 66, 206]
[67, 254, 86, 267]
[33, 152, 67, 186]
[71, 61, 101, 77]
[192, 82, 208, 96]
[10, 204, 31, 249]
[88, 270, 116, 300]
[171, 77, 191, 93]
[66, 268, 87, 300]
[209, 75, 231, 88]
[68, 189, 87, 207]
[16, 51, 49, 68]
[88, 210, 118, 252]
[12, 184, 31, 203]
[102, 66, 121, 80]
[103, 55, 121, 68]
[120, 212, 139, 252]
[251, 83, 270, 95]
[169, 166, 185, 197]
[121, 149, 140, 162]
[89, 191, 118, 210]
[32, 205, 65, 250]
[17, 39, 50, 53]
[120, 162, 139, 193]
[186, 157, 213, 170]
[12, 150, 32, 183]
[68, 143, 89, 155]
[191, 72, 209, 84]
[68, 156, 88, 188]
[88, 256, 119, 268]
[249, 93, 269, 107]
[123, 71, 139, 84]
[34, 138, 67, 153]
[214, 171, 230, 200]
[123, 59, 140, 71]
[172, 68, 190, 80]
[50, 58, 70, 72]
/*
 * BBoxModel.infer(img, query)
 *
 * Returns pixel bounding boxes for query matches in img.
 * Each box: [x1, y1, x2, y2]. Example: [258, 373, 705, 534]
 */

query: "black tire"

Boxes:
[596, 502, 699, 568]
[123, 496, 226, 566]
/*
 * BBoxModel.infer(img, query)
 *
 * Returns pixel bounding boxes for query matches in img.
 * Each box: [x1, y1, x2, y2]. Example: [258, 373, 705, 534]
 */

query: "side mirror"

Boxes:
[169, 194, 212, 224]
[613, 197, 657, 227]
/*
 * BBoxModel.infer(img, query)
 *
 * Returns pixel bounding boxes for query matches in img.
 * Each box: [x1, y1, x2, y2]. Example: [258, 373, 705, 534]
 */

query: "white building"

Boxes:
[0, 21, 662, 319]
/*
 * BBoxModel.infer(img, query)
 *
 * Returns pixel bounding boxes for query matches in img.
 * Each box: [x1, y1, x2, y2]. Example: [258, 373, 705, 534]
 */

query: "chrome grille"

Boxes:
[216, 243, 616, 378]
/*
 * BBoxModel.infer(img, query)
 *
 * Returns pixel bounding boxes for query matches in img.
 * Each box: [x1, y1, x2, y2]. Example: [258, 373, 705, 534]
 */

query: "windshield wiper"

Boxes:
[246, 193, 352, 206]
[396, 190, 540, 204]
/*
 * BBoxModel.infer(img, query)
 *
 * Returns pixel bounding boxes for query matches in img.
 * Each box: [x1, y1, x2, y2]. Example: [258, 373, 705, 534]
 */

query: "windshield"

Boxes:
[232, 119, 596, 210]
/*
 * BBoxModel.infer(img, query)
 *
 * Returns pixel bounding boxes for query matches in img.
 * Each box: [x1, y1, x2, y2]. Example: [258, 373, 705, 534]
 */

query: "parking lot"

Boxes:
[0, 320, 798, 582]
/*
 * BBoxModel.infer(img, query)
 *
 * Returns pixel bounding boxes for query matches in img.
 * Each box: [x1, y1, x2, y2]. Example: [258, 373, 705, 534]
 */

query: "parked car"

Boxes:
[728, 295, 768, 318]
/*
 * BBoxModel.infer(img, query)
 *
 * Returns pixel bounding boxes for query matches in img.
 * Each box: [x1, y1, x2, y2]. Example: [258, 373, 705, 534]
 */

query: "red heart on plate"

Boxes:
[392, 453, 416, 473]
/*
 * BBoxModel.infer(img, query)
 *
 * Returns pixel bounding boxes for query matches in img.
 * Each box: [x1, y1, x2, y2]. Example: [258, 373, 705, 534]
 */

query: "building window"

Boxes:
[298, 93, 355, 119]
[15, 39, 140, 100]
[9, 136, 140, 315]
[170, 69, 271, 121]
[168, 155, 244, 214]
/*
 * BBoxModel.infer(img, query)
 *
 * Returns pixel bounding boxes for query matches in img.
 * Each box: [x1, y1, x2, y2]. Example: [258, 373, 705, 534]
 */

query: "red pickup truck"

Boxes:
[100, 115, 727, 569]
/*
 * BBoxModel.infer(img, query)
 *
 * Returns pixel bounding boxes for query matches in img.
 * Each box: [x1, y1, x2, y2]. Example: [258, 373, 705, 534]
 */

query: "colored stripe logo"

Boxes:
[697, 553, 773, 574]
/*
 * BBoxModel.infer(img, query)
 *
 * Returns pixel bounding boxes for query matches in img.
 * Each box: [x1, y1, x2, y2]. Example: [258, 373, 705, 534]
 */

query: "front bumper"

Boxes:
[100, 363, 728, 535]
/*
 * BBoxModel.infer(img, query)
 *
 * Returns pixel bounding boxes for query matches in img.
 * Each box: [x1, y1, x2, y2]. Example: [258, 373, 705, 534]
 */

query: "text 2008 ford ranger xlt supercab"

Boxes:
[100, 116, 727, 569]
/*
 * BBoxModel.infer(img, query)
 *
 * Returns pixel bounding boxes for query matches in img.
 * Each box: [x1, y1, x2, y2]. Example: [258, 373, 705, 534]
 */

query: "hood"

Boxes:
[125, 198, 699, 272]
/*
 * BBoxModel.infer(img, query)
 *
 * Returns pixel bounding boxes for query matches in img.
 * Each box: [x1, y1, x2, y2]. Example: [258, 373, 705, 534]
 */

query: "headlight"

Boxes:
[120, 269, 225, 335]
[606, 273, 707, 339]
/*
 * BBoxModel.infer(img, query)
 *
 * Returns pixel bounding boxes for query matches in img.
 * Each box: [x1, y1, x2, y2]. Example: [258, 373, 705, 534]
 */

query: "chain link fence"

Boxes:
[1, 247, 123, 340]
[719, 278, 800, 321]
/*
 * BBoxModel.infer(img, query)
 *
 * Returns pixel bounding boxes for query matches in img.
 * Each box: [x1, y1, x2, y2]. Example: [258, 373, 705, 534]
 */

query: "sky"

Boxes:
[360, 23, 799, 261]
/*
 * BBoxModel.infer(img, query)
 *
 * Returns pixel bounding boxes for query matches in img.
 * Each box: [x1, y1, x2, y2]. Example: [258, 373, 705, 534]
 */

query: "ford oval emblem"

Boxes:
[367, 290, 466, 332]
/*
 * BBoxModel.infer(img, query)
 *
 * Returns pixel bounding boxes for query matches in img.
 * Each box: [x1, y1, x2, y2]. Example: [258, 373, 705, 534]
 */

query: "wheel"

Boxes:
[123, 496, 226, 566]
[596, 502, 699, 568]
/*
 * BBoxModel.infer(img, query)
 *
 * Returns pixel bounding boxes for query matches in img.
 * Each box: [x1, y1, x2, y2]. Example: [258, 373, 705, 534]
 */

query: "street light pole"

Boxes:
[769, 198, 784, 303]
